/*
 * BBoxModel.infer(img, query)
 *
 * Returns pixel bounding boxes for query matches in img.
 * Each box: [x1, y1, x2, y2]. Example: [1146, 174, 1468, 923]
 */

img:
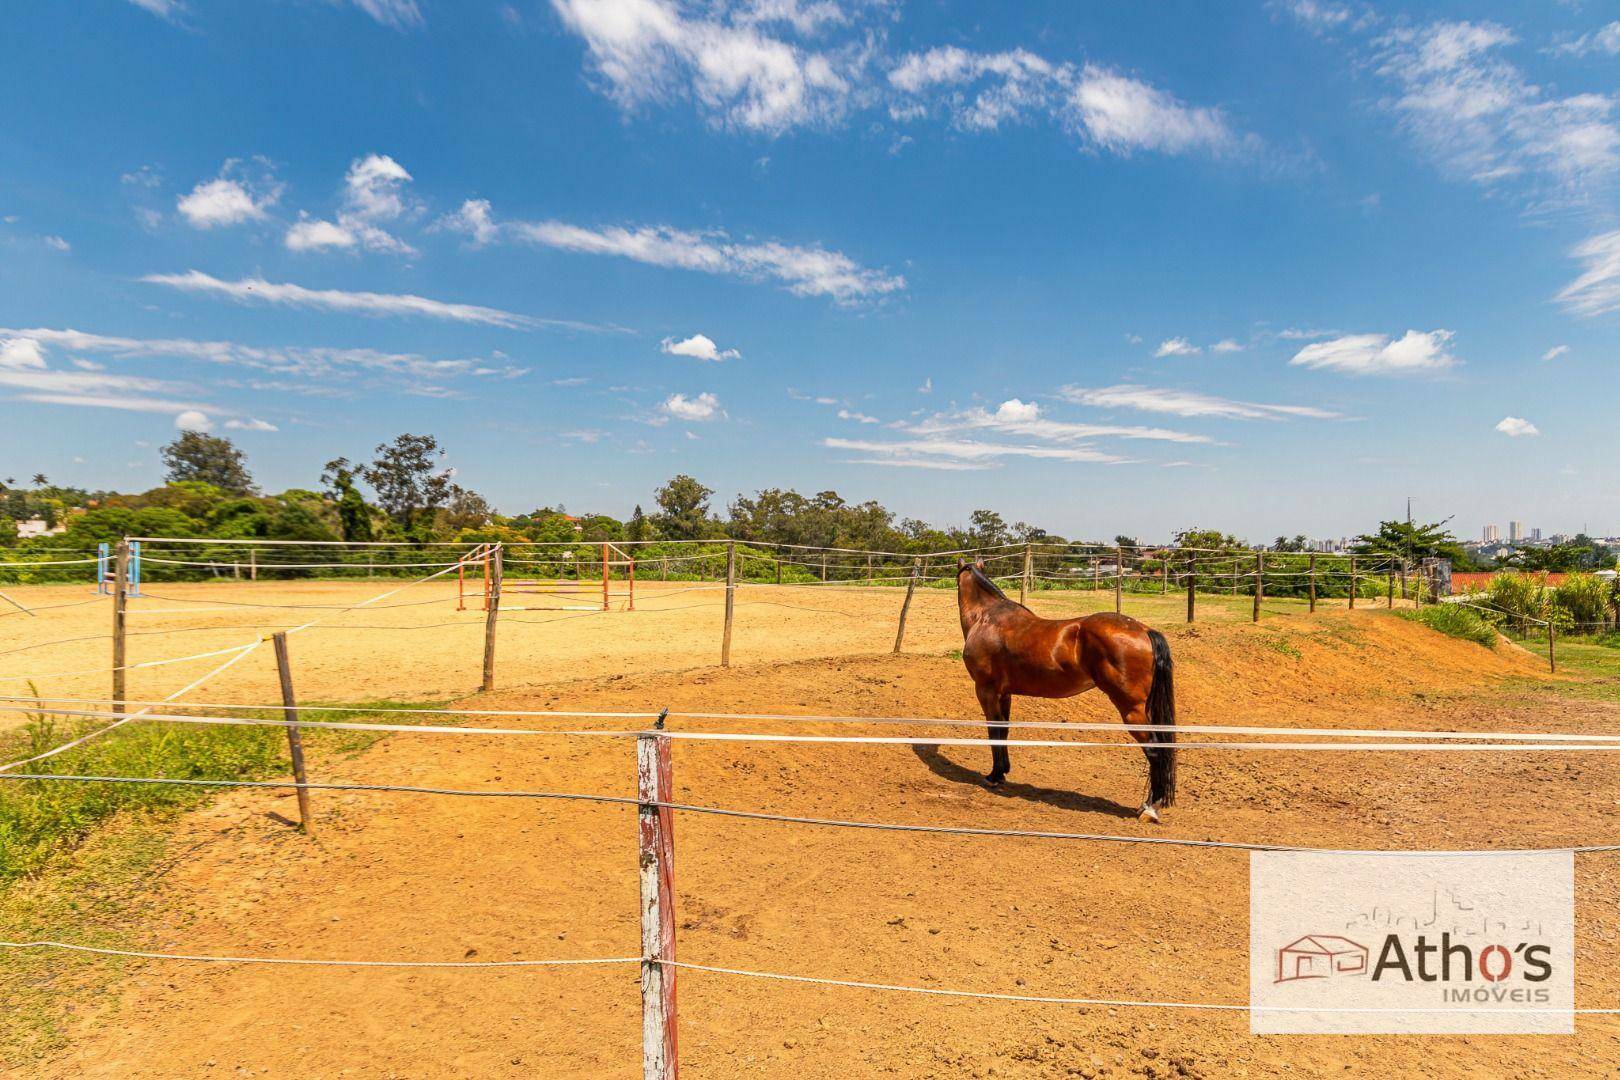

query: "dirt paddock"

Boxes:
[1, 578, 1293, 724]
[7, 583, 1620, 1078]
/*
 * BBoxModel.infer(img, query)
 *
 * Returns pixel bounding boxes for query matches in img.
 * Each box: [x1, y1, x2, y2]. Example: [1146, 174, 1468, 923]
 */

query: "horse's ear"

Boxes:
[974, 557, 986, 571]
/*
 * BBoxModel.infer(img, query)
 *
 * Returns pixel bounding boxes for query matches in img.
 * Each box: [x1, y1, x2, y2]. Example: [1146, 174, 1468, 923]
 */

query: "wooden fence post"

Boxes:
[1349, 555, 1358, 610]
[1161, 555, 1168, 595]
[820, 553, 828, 582]
[1185, 554, 1196, 624]
[638, 729, 677, 1080]
[249, 547, 257, 582]
[1114, 545, 1124, 614]
[721, 541, 736, 668]
[481, 546, 502, 691]
[774, 559, 781, 586]
[1387, 565, 1395, 609]
[1092, 558, 1099, 593]
[1548, 620, 1557, 674]
[1308, 553, 1317, 614]
[894, 557, 921, 653]
[1252, 551, 1264, 623]
[112, 539, 129, 716]
[1020, 543, 1032, 606]
[1399, 559, 1408, 606]
[271, 632, 314, 834]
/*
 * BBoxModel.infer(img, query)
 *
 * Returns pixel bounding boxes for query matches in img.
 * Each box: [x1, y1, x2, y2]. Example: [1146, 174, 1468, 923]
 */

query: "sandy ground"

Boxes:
[0, 579, 1294, 727]
[13, 604, 1620, 1078]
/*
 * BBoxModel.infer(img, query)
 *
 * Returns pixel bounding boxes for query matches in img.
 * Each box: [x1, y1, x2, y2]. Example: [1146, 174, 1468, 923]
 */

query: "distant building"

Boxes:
[1509, 521, 1524, 542]
[1483, 524, 1500, 542]
[15, 518, 65, 539]
[1531, 527, 1542, 542]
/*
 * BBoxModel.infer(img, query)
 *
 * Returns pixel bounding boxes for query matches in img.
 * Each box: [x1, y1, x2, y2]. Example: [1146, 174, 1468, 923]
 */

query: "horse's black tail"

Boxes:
[1145, 628, 1177, 806]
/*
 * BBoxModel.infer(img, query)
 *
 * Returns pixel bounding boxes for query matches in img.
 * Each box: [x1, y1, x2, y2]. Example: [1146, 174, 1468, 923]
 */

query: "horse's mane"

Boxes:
[964, 563, 1008, 601]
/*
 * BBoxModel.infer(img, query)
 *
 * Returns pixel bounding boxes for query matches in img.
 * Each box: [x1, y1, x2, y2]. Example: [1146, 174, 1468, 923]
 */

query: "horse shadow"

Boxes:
[910, 743, 1138, 820]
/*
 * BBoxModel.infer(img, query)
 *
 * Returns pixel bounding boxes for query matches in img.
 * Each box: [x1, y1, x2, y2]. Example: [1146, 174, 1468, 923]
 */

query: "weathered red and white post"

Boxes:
[638, 725, 677, 1080]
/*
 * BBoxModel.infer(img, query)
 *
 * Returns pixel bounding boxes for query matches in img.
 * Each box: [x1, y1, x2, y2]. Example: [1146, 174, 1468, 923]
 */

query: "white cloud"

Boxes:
[350, 0, 424, 29]
[42, 235, 70, 252]
[1548, 22, 1620, 59]
[0, 338, 47, 370]
[1211, 338, 1244, 353]
[141, 270, 544, 329]
[1541, 344, 1569, 362]
[826, 436, 1129, 469]
[126, 0, 183, 21]
[885, 48, 1250, 158]
[901, 405, 1210, 445]
[1058, 384, 1341, 421]
[1283, 1, 1354, 33]
[993, 398, 1040, 423]
[0, 362, 214, 416]
[224, 417, 279, 432]
[176, 160, 282, 229]
[661, 333, 739, 361]
[917, 376, 932, 394]
[457, 209, 904, 302]
[174, 409, 212, 431]
[439, 199, 499, 245]
[1494, 416, 1540, 437]
[1154, 337, 1201, 357]
[0, 326, 530, 394]
[1377, 20, 1620, 210]
[1288, 329, 1459, 375]
[836, 408, 879, 424]
[285, 217, 357, 251]
[1555, 229, 1620, 317]
[343, 153, 415, 221]
[285, 154, 419, 255]
[659, 391, 723, 421]
[551, 0, 858, 134]
[1068, 65, 1241, 157]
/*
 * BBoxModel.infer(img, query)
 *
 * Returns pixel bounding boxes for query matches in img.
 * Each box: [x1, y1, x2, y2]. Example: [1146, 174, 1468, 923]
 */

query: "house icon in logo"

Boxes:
[1275, 935, 1369, 983]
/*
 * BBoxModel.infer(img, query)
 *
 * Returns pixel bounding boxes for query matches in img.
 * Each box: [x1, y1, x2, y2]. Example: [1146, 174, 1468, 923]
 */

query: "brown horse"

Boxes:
[957, 561, 1178, 821]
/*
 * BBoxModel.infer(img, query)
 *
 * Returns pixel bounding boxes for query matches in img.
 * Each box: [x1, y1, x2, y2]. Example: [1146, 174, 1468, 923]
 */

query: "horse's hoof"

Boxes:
[1138, 804, 1161, 825]
[985, 773, 1005, 787]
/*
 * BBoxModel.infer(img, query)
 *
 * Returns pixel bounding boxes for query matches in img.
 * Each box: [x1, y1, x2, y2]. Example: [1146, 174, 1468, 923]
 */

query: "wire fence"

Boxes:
[1, 534, 1617, 1070]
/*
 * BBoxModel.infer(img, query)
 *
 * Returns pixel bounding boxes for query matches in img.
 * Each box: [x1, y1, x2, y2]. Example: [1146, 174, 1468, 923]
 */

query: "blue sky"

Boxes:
[2, 0, 1617, 542]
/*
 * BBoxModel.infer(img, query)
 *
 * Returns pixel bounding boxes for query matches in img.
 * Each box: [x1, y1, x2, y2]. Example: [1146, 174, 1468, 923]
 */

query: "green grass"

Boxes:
[0, 695, 448, 1065]
[0, 697, 445, 883]
[1397, 604, 1498, 647]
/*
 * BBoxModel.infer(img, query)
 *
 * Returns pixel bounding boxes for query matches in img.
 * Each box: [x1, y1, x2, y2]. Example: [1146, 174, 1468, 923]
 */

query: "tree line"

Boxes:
[1, 430, 1612, 576]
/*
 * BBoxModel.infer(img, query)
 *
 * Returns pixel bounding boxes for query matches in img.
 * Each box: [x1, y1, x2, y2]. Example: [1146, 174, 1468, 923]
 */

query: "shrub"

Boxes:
[1486, 573, 1548, 632]
[1399, 605, 1497, 647]
[1553, 574, 1617, 633]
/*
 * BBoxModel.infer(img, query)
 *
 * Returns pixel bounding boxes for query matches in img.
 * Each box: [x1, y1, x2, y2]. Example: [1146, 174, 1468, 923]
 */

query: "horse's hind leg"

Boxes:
[1118, 701, 1169, 823]
[977, 684, 1012, 785]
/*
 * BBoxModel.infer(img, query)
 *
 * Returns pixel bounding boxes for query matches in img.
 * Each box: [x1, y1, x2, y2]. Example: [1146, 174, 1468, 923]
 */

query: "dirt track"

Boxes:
[16, 609, 1620, 1078]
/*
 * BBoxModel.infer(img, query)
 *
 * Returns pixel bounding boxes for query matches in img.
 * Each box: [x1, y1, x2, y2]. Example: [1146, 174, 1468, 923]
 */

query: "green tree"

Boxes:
[627, 504, 648, 542]
[1353, 518, 1466, 564]
[969, 509, 1010, 547]
[321, 458, 374, 543]
[654, 474, 713, 540]
[160, 431, 256, 495]
[356, 434, 454, 535]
